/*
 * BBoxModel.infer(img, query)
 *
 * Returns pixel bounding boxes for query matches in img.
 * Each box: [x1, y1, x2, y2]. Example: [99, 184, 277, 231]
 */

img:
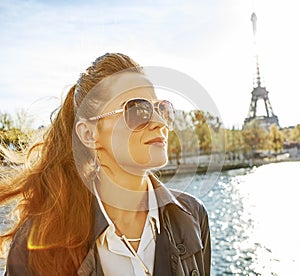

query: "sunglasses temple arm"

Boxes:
[87, 109, 123, 121]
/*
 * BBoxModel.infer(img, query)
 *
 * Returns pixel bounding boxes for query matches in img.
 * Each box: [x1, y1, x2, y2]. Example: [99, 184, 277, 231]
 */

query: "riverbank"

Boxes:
[1, 155, 300, 177]
[158, 155, 300, 176]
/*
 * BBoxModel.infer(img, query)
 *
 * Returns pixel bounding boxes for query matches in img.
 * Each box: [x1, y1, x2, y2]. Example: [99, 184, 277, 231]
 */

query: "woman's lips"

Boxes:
[145, 137, 167, 146]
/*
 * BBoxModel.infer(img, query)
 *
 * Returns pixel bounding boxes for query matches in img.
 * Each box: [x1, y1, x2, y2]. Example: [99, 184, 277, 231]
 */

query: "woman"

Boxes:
[0, 53, 210, 275]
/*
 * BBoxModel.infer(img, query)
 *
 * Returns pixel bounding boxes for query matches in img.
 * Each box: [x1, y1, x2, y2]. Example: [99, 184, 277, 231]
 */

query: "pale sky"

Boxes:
[1, 0, 300, 128]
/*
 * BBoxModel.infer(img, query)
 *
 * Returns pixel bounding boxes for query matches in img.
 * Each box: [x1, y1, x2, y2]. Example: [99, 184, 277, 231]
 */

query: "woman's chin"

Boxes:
[144, 156, 169, 171]
[118, 157, 168, 175]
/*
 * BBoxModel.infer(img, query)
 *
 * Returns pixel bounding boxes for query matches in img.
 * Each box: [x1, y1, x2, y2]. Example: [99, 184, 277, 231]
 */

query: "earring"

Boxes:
[94, 154, 101, 173]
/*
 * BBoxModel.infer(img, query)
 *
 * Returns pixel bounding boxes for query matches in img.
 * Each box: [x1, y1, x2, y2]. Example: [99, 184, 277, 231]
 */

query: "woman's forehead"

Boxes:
[109, 72, 153, 96]
[103, 72, 156, 108]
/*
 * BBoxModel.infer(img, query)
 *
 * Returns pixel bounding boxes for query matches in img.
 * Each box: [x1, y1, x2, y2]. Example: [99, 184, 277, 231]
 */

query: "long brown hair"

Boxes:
[0, 53, 142, 275]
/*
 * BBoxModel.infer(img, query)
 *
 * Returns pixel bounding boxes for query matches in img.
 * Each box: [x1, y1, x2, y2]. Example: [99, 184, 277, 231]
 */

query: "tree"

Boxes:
[268, 124, 284, 153]
[0, 112, 13, 130]
[190, 110, 212, 154]
[242, 120, 268, 156]
[225, 127, 244, 159]
[291, 125, 300, 143]
[15, 108, 34, 131]
[168, 110, 200, 164]
[0, 110, 34, 162]
[168, 130, 181, 165]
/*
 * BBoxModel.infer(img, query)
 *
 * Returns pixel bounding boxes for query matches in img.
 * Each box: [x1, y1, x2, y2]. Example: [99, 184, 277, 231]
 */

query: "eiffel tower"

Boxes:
[244, 12, 279, 129]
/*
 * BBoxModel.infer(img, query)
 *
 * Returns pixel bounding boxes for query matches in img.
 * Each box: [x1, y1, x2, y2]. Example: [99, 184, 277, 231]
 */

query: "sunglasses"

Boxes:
[87, 98, 175, 131]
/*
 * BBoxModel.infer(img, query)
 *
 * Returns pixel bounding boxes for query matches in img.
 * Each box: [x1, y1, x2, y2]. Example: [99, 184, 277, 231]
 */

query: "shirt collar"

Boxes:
[146, 176, 160, 234]
[94, 176, 160, 245]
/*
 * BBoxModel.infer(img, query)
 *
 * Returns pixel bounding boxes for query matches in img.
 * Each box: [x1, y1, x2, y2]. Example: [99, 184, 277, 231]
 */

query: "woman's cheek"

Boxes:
[129, 134, 169, 168]
[109, 119, 146, 167]
[129, 135, 152, 165]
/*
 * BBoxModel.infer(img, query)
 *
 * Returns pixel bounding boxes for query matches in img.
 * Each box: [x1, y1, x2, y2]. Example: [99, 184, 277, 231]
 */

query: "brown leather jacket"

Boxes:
[5, 177, 211, 275]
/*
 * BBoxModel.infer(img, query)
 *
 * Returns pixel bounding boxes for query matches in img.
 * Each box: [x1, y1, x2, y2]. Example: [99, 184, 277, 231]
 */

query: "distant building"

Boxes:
[243, 12, 279, 130]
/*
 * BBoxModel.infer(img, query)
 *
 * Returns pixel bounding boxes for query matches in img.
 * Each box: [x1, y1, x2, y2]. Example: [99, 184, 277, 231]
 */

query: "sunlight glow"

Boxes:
[237, 162, 300, 273]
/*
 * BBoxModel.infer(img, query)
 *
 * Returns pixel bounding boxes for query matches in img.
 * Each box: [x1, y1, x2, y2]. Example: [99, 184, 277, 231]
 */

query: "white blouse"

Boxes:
[94, 178, 160, 276]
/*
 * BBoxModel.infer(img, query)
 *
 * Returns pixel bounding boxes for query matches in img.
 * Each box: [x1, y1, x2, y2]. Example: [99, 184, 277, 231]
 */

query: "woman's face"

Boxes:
[95, 72, 169, 174]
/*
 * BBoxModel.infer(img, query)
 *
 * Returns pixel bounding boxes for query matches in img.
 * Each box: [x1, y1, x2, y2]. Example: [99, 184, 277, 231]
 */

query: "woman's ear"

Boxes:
[75, 121, 98, 149]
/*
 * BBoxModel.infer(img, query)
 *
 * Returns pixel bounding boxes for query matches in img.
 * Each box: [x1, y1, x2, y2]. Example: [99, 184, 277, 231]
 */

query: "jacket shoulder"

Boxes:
[5, 220, 31, 275]
[166, 188, 211, 275]
[168, 188, 209, 220]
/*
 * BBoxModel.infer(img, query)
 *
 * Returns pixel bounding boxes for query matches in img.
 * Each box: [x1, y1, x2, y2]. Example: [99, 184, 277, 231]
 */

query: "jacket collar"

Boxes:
[149, 174, 191, 215]
[91, 198, 109, 244]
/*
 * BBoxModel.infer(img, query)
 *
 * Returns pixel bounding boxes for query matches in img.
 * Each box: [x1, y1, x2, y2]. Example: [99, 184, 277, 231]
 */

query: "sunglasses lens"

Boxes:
[125, 99, 153, 130]
[157, 100, 175, 130]
[124, 99, 175, 131]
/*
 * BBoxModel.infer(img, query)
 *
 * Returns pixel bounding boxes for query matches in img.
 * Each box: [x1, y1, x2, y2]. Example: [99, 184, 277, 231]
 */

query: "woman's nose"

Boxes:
[148, 110, 168, 130]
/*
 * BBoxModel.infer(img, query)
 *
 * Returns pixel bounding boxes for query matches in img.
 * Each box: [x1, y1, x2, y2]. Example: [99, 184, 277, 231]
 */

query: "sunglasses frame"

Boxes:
[86, 98, 175, 131]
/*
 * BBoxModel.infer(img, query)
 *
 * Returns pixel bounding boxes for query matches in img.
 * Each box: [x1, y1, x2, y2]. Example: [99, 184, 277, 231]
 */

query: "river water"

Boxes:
[163, 161, 300, 276]
[1, 161, 299, 275]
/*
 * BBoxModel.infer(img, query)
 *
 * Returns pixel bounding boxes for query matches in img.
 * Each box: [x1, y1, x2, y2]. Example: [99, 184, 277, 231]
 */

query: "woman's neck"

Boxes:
[96, 167, 149, 212]
[95, 167, 150, 251]
[100, 165, 148, 191]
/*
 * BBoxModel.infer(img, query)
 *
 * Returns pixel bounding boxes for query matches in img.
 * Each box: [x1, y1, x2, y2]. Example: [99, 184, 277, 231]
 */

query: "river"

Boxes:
[1, 161, 299, 275]
[162, 161, 300, 275]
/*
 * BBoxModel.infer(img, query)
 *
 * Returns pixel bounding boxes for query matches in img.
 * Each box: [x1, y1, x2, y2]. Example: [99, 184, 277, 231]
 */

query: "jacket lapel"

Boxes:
[77, 199, 108, 275]
[152, 224, 173, 275]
